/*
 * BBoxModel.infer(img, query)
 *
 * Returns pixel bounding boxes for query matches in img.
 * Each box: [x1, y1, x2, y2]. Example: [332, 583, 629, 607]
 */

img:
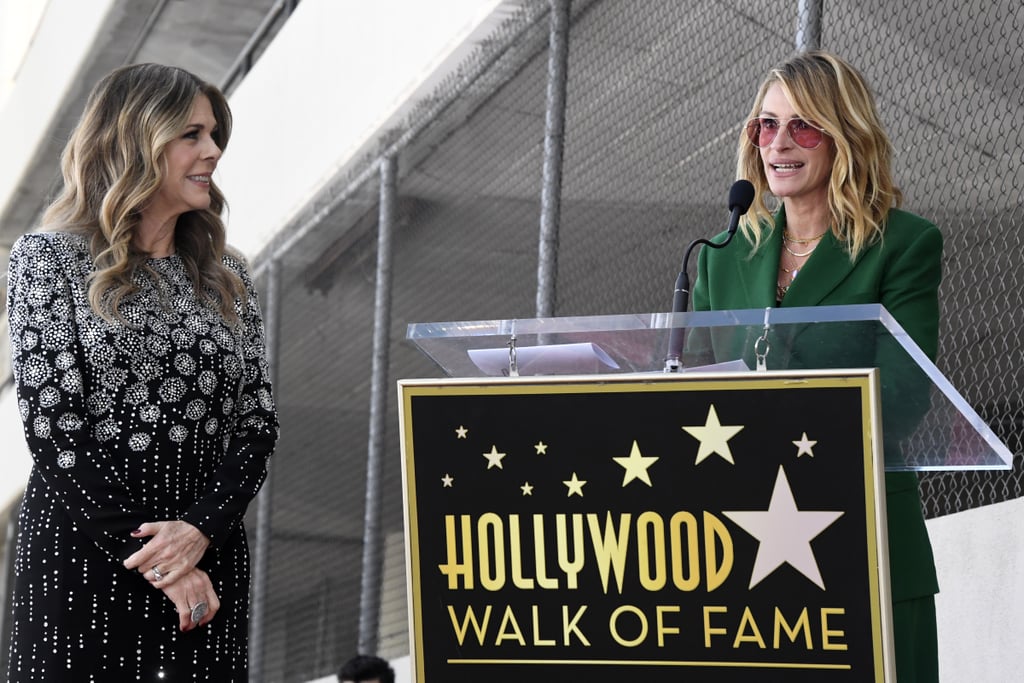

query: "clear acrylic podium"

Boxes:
[407, 304, 1012, 472]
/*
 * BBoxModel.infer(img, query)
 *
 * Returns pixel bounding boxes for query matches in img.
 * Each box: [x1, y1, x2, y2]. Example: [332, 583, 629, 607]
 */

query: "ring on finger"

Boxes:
[191, 601, 209, 623]
[152, 565, 164, 581]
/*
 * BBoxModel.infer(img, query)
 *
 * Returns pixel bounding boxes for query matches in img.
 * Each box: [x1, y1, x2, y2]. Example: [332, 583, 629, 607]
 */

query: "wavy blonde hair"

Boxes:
[43, 63, 245, 323]
[736, 50, 902, 259]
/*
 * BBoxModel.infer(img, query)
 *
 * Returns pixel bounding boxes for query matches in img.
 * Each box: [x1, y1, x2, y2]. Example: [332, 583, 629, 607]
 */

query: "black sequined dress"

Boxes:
[6, 232, 278, 682]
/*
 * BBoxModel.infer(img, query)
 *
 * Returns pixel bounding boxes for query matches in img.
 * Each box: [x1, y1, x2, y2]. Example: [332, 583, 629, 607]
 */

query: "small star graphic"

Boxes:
[682, 404, 745, 465]
[613, 440, 659, 487]
[520, 482, 534, 496]
[534, 441, 548, 455]
[793, 432, 817, 457]
[563, 472, 586, 497]
[441, 474, 454, 488]
[482, 445, 506, 469]
[455, 425, 468, 439]
[723, 465, 844, 589]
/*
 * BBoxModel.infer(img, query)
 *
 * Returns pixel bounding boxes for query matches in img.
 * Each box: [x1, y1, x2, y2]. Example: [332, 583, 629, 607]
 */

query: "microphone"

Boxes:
[664, 179, 755, 372]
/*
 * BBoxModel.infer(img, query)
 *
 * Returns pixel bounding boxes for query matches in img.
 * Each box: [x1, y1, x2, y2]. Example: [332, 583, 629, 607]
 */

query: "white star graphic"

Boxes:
[534, 441, 548, 455]
[482, 445, 506, 469]
[563, 472, 586, 497]
[455, 425, 468, 439]
[520, 482, 534, 496]
[793, 432, 817, 457]
[682, 405, 744, 464]
[612, 440, 659, 487]
[441, 474, 454, 488]
[723, 466, 844, 589]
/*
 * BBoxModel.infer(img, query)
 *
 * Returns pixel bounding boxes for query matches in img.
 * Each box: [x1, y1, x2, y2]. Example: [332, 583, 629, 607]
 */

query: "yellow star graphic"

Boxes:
[534, 441, 548, 455]
[682, 404, 744, 465]
[482, 445, 506, 469]
[455, 425, 468, 439]
[441, 474, 454, 487]
[520, 482, 534, 496]
[613, 440, 659, 487]
[563, 472, 586, 497]
[793, 432, 817, 457]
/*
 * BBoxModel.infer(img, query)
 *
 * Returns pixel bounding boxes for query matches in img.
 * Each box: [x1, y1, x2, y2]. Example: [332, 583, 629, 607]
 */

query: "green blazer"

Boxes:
[692, 206, 943, 602]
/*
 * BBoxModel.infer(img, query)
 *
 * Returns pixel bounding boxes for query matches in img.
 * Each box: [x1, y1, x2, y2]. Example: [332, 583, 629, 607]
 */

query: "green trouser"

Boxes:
[893, 595, 939, 682]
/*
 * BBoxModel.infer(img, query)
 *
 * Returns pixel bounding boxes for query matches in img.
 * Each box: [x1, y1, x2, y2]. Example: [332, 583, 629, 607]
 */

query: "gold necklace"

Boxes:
[777, 265, 800, 300]
[783, 228, 828, 244]
[777, 249, 808, 299]
[783, 242, 817, 258]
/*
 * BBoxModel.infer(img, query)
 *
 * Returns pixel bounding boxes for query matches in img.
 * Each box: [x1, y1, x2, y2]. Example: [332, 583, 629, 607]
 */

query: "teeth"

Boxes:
[773, 164, 801, 170]
[188, 175, 210, 182]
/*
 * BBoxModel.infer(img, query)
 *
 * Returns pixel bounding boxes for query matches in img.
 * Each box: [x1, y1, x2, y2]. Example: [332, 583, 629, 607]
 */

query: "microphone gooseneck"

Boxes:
[664, 179, 755, 372]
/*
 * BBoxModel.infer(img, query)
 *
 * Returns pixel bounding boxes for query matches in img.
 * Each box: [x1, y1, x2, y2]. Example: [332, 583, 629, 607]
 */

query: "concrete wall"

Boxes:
[0, 0, 115, 220]
[217, 0, 507, 258]
[929, 496, 1023, 680]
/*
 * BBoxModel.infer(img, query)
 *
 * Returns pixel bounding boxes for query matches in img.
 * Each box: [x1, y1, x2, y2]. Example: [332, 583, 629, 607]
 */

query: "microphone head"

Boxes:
[728, 179, 755, 213]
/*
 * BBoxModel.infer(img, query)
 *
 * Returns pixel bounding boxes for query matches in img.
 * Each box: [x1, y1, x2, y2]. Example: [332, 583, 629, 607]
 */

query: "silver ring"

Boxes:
[190, 601, 208, 623]
[152, 566, 164, 581]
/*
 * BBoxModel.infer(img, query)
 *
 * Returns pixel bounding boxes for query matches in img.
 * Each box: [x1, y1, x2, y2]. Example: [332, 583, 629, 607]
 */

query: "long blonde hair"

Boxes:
[736, 50, 902, 259]
[43, 63, 245, 323]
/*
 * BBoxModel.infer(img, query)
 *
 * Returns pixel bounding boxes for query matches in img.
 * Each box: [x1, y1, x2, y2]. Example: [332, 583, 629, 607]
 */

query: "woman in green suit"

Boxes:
[691, 51, 942, 681]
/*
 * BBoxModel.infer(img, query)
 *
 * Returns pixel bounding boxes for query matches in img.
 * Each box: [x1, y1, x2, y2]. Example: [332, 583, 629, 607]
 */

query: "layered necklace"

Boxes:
[777, 228, 828, 301]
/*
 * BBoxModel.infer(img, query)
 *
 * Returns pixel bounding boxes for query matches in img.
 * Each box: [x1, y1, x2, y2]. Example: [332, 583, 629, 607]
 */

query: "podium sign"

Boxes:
[399, 370, 895, 682]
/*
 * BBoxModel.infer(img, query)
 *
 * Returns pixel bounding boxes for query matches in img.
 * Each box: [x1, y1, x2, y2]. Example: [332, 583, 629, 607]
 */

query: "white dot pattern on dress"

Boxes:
[6, 232, 279, 680]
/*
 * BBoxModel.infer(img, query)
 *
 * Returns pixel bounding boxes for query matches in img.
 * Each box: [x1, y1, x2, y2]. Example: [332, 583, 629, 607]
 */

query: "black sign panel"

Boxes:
[399, 372, 891, 682]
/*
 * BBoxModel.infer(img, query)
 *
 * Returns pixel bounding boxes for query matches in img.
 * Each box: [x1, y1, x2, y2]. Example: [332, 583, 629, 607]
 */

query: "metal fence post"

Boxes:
[796, 0, 823, 52]
[536, 0, 571, 318]
[357, 155, 398, 654]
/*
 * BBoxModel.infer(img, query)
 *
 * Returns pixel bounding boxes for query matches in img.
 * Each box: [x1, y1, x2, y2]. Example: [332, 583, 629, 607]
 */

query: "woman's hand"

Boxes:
[161, 567, 221, 631]
[123, 520, 211, 587]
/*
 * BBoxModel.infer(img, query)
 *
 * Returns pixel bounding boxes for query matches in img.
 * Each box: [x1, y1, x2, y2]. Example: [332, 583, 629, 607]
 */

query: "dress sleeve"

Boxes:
[7, 234, 149, 562]
[181, 258, 279, 547]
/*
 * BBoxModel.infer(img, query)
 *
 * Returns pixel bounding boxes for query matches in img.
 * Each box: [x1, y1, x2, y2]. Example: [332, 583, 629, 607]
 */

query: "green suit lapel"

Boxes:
[741, 220, 780, 309]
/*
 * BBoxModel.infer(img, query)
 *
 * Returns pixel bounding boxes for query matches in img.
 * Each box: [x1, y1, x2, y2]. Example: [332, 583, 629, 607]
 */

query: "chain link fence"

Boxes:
[245, 1, 1024, 679]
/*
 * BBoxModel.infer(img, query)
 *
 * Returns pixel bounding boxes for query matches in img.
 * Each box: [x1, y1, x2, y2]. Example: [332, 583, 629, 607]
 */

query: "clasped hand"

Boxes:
[124, 520, 219, 631]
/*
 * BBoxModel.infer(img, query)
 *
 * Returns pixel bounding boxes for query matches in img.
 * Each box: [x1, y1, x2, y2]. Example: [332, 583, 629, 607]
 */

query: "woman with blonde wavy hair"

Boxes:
[6, 63, 278, 680]
[692, 51, 942, 681]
